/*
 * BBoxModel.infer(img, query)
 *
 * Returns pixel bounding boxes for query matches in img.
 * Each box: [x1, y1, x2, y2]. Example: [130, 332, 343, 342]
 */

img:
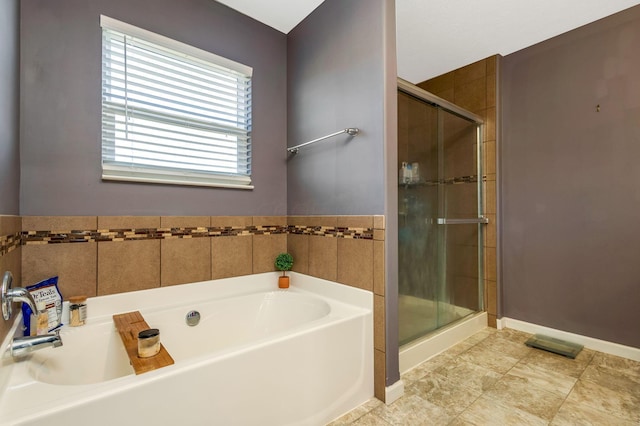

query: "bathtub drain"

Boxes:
[186, 310, 201, 326]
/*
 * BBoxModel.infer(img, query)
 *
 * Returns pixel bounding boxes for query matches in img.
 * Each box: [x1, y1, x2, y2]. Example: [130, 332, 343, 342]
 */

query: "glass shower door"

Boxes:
[398, 88, 484, 347]
[436, 108, 484, 330]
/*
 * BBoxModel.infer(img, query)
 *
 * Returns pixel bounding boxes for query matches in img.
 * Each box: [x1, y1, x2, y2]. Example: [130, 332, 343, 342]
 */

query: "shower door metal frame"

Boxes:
[397, 77, 487, 326]
[398, 78, 484, 124]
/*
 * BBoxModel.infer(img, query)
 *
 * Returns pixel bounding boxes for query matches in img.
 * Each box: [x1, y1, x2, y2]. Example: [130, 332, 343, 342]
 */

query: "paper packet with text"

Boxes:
[21, 276, 63, 336]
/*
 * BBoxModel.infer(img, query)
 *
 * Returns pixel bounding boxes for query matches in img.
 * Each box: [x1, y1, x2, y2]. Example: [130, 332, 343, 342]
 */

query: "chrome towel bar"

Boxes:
[287, 128, 359, 154]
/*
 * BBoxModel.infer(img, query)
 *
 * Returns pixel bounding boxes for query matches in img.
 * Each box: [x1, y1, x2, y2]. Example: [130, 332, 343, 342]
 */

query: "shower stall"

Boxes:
[397, 79, 487, 371]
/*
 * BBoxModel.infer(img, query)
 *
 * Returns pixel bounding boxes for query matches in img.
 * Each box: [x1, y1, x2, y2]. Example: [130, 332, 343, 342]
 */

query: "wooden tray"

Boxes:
[113, 311, 174, 374]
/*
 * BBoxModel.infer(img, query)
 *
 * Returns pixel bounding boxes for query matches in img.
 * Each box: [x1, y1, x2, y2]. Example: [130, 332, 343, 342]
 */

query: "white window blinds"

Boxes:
[100, 16, 253, 189]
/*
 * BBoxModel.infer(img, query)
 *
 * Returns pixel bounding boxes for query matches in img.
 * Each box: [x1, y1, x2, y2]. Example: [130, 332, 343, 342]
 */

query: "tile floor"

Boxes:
[330, 327, 640, 425]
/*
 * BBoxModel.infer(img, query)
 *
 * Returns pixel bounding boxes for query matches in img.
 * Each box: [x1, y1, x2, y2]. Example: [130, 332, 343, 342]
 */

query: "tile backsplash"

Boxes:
[17, 215, 381, 298]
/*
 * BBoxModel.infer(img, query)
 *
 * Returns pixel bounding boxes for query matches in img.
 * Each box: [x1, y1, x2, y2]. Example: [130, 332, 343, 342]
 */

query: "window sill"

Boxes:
[102, 174, 254, 190]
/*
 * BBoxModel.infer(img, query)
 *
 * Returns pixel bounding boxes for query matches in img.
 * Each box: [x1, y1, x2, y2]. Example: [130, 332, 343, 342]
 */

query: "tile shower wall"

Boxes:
[13, 215, 386, 400]
[418, 55, 500, 327]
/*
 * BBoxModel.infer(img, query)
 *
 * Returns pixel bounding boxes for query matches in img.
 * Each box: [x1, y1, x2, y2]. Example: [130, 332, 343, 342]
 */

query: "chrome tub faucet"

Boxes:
[10, 330, 63, 357]
[2, 271, 64, 357]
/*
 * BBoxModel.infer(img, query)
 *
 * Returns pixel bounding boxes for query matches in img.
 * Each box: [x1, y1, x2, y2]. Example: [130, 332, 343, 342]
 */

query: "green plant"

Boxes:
[274, 253, 294, 276]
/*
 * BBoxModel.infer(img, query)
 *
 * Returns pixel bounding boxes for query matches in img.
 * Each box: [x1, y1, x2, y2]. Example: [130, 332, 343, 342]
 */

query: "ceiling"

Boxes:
[216, 0, 640, 83]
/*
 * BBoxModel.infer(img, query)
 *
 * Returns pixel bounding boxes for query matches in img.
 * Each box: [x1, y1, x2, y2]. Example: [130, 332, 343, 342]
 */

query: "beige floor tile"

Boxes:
[432, 358, 502, 394]
[352, 412, 391, 425]
[566, 378, 640, 422]
[474, 332, 533, 359]
[485, 373, 565, 421]
[328, 399, 384, 425]
[458, 344, 520, 374]
[407, 373, 482, 416]
[496, 328, 533, 343]
[447, 417, 477, 426]
[581, 363, 640, 394]
[508, 361, 577, 397]
[461, 327, 495, 346]
[335, 328, 640, 425]
[590, 352, 640, 378]
[551, 399, 637, 426]
[457, 395, 547, 426]
[401, 352, 456, 383]
[372, 393, 454, 425]
[446, 340, 476, 357]
[522, 347, 594, 378]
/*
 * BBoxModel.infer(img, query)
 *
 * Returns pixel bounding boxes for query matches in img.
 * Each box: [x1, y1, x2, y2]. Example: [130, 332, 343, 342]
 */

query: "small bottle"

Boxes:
[69, 295, 87, 327]
[36, 301, 49, 335]
[405, 163, 413, 183]
[399, 162, 407, 184]
[411, 162, 420, 183]
[399, 162, 413, 184]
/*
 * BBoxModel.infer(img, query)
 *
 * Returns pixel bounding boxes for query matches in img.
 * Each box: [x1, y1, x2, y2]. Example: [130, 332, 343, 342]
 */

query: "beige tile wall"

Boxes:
[22, 216, 98, 298]
[19, 216, 292, 298]
[160, 216, 210, 287]
[418, 55, 500, 327]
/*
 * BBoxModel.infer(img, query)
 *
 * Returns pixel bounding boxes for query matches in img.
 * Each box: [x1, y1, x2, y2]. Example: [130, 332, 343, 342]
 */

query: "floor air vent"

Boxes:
[525, 334, 584, 359]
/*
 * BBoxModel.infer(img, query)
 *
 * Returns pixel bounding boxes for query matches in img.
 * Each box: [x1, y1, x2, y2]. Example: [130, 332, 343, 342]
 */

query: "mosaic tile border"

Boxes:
[0, 233, 22, 255]
[288, 225, 373, 239]
[17, 225, 373, 246]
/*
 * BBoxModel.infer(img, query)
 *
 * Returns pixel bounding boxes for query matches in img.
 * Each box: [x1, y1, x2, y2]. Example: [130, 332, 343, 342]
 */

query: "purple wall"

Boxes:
[0, 0, 20, 214]
[20, 0, 287, 216]
[501, 5, 640, 348]
[286, 0, 387, 215]
[287, 0, 400, 386]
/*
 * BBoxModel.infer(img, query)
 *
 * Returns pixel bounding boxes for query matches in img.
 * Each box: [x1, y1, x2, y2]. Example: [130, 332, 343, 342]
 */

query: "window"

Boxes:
[100, 16, 253, 189]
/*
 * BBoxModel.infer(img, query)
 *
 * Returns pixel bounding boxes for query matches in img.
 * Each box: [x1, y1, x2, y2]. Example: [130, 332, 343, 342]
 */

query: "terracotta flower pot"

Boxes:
[278, 275, 290, 289]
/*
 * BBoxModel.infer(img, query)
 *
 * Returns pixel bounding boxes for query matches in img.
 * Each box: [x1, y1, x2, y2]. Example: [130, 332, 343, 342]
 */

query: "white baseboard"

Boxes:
[499, 317, 640, 362]
[384, 380, 404, 405]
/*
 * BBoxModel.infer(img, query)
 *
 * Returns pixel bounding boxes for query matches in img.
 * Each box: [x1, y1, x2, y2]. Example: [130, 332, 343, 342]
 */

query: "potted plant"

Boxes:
[274, 253, 294, 289]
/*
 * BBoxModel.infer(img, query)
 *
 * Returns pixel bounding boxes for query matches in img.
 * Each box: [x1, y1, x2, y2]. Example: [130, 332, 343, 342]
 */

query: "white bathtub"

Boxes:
[0, 272, 373, 425]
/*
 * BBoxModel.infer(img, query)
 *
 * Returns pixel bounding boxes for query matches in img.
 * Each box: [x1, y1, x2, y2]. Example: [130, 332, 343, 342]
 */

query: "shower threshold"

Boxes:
[399, 311, 487, 374]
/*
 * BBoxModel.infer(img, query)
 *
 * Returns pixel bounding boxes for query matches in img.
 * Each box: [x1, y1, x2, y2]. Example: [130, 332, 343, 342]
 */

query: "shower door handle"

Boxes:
[436, 217, 489, 225]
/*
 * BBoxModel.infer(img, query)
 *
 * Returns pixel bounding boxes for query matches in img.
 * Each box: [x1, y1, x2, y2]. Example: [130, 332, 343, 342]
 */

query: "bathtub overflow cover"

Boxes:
[186, 310, 200, 327]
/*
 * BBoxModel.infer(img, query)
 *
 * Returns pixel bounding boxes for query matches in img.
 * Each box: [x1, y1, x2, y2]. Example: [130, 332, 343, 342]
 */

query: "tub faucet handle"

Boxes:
[2, 271, 39, 321]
